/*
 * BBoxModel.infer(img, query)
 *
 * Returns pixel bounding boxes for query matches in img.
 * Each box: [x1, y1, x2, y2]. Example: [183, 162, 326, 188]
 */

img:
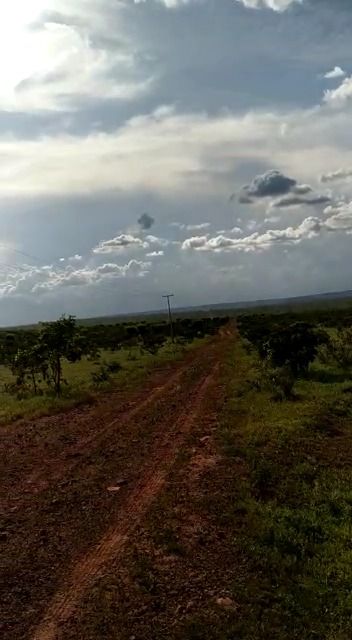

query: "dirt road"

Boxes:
[0, 332, 230, 640]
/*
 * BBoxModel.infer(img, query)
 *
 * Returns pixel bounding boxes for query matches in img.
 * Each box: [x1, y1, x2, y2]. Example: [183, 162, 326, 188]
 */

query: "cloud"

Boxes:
[0, 1, 154, 112]
[293, 184, 312, 195]
[324, 76, 352, 107]
[235, 0, 301, 11]
[171, 222, 211, 231]
[68, 254, 83, 262]
[324, 201, 352, 231]
[181, 235, 209, 250]
[321, 168, 352, 183]
[134, 0, 195, 6]
[146, 250, 164, 257]
[138, 212, 155, 230]
[2, 91, 352, 199]
[145, 234, 171, 247]
[93, 234, 149, 254]
[272, 194, 331, 208]
[0, 259, 151, 298]
[241, 170, 297, 199]
[324, 66, 346, 80]
[182, 212, 352, 253]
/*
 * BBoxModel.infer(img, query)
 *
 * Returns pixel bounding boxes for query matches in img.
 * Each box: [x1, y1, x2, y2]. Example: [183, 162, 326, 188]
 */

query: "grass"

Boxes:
[211, 337, 352, 640]
[40, 329, 352, 640]
[0, 339, 203, 425]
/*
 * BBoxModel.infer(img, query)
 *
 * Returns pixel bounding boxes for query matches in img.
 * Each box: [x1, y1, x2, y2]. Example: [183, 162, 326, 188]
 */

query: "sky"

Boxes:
[1, 0, 352, 324]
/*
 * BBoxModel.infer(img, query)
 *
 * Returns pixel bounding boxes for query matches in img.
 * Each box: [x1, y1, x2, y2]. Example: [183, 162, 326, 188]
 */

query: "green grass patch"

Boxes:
[214, 338, 352, 640]
[0, 339, 204, 425]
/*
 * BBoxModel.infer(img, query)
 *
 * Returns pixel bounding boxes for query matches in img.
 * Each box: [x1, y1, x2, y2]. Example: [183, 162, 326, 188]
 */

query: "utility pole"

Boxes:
[162, 293, 175, 342]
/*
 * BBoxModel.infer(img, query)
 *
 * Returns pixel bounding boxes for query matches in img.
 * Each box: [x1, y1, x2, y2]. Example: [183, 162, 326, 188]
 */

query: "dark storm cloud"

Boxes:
[273, 194, 331, 208]
[138, 213, 155, 230]
[242, 170, 297, 199]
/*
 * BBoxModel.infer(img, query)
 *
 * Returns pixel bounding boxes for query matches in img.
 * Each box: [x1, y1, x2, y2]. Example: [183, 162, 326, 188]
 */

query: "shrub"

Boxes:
[318, 327, 352, 372]
[261, 363, 295, 400]
[106, 360, 122, 373]
[91, 365, 112, 386]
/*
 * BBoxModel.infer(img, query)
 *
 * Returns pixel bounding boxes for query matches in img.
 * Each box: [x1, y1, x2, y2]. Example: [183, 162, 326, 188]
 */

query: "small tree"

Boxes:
[140, 333, 166, 355]
[263, 322, 327, 377]
[39, 315, 94, 396]
[11, 343, 48, 395]
[319, 327, 352, 372]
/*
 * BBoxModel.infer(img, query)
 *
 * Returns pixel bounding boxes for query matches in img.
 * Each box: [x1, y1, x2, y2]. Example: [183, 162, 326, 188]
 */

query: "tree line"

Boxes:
[0, 315, 229, 398]
[238, 309, 352, 399]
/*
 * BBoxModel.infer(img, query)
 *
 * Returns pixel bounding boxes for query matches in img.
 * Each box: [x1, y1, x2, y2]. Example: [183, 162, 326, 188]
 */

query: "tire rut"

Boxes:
[31, 361, 220, 640]
[1, 346, 207, 516]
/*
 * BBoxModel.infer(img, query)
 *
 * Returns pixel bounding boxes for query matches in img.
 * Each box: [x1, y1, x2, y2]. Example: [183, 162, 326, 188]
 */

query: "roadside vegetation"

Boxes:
[78, 305, 352, 640]
[0, 314, 228, 424]
[208, 310, 352, 639]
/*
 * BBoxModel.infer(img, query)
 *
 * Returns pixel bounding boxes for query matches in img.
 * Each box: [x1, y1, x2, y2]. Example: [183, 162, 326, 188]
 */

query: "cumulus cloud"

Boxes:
[324, 76, 352, 107]
[68, 254, 83, 262]
[324, 66, 346, 80]
[138, 213, 155, 230]
[182, 211, 352, 254]
[134, 0, 194, 6]
[93, 234, 149, 254]
[321, 168, 352, 183]
[235, 0, 301, 11]
[138, 0, 300, 7]
[293, 184, 313, 195]
[241, 171, 328, 209]
[272, 194, 331, 208]
[181, 218, 320, 253]
[0, 259, 151, 298]
[324, 201, 352, 231]
[171, 222, 211, 231]
[145, 234, 171, 248]
[1, 91, 352, 199]
[241, 170, 297, 200]
[146, 250, 164, 257]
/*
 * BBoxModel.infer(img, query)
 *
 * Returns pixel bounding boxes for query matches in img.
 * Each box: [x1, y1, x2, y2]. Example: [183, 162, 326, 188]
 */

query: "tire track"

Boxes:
[1, 345, 209, 516]
[32, 360, 220, 640]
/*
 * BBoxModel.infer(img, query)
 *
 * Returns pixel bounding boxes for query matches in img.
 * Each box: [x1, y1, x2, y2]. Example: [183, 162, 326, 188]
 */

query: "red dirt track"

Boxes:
[0, 332, 230, 640]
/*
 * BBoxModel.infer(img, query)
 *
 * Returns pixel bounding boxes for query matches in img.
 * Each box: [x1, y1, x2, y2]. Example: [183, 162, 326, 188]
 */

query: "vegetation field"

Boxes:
[2, 304, 352, 639]
[0, 315, 226, 425]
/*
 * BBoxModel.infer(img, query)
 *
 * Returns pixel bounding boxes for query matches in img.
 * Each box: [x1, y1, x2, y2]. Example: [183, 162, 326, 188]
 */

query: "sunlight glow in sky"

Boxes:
[0, 0, 352, 325]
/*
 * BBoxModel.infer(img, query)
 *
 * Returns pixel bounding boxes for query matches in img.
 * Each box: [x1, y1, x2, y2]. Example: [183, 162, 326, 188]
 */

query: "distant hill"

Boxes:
[3, 289, 352, 330]
[76, 289, 352, 326]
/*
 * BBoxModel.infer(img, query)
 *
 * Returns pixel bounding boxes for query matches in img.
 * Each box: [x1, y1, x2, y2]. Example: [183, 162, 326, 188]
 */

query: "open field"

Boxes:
[2, 308, 352, 639]
[0, 341, 201, 425]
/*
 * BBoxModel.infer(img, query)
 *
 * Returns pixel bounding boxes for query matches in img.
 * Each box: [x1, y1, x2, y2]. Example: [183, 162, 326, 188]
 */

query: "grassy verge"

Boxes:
[0, 339, 203, 425]
[213, 337, 352, 639]
[36, 333, 352, 640]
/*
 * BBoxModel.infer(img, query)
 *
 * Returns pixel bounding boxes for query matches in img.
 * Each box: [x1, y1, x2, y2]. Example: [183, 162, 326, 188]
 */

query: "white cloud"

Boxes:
[93, 234, 149, 254]
[324, 201, 352, 231]
[1, 82, 352, 198]
[68, 254, 83, 262]
[145, 235, 171, 247]
[134, 0, 195, 6]
[146, 250, 164, 257]
[171, 222, 211, 231]
[0, 1, 153, 112]
[181, 212, 352, 253]
[235, 0, 301, 11]
[321, 168, 352, 183]
[0, 259, 151, 298]
[324, 66, 346, 80]
[324, 76, 352, 107]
